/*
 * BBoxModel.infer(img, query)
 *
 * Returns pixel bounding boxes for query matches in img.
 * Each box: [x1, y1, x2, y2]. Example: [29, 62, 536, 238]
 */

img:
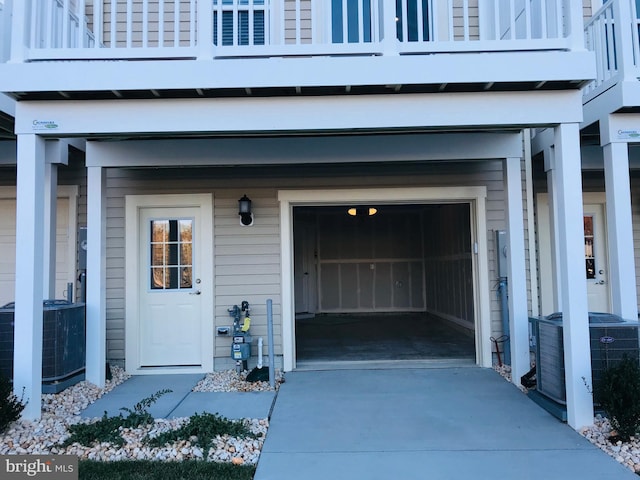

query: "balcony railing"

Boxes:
[0, 0, 9, 62]
[584, 0, 640, 100]
[9, 0, 578, 62]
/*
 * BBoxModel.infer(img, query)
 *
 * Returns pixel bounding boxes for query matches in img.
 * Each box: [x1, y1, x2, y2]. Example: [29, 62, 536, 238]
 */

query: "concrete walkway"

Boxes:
[254, 368, 637, 480]
[80, 374, 276, 420]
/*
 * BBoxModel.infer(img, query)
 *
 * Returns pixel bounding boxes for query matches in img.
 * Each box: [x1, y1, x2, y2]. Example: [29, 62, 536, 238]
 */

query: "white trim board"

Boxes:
[278, 186, 491, 371]
[85, 133, 524, 168]
[16, 90, 583, 136]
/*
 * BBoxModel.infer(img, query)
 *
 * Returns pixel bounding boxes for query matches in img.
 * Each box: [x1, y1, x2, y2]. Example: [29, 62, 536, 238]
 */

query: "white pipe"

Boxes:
[267, 299, 275, 388]
[258, 337, 264, 369]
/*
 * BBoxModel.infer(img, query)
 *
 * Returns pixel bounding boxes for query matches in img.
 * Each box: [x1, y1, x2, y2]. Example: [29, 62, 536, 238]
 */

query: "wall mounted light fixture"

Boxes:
[239, 194, 253, 226]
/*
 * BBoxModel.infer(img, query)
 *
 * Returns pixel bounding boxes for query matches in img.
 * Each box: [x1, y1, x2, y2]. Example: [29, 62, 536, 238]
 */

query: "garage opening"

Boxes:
[293, 203, 476, 366]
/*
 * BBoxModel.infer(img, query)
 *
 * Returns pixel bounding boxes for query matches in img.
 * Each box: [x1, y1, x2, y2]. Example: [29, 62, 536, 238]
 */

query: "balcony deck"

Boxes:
[0, 0, 592, 101]
[583, 0, 640, 126]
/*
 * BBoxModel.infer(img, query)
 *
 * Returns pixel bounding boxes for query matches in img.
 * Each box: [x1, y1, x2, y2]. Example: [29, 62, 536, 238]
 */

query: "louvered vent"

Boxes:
[532, 313, 640, 405]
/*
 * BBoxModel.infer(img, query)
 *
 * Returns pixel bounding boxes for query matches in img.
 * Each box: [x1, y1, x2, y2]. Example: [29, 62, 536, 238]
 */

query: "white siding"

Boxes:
[583, 0, 594, 20]
[633, 179, 640, 312]
[86, 0, 194, 48]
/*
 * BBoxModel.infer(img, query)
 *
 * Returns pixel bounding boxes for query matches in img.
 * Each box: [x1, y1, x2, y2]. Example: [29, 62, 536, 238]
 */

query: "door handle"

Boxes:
[597, 280, 606, 285]
[189, 290, 201, 295]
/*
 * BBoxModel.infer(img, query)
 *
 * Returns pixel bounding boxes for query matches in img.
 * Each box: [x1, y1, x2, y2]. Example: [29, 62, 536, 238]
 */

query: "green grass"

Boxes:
[79, 460, 256, 480]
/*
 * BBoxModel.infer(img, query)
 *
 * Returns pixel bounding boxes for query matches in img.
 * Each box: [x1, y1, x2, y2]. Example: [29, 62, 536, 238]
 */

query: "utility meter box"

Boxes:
[495, 230, 508, 278]
[232, 341, 251, 361]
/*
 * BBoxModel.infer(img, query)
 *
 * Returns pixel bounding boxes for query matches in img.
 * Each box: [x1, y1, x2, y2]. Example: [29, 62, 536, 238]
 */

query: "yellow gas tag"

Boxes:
[241, 317, 251, 332]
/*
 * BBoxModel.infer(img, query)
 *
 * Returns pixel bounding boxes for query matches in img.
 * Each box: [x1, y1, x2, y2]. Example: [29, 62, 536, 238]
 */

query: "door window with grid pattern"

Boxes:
[149, 219, 193, 290]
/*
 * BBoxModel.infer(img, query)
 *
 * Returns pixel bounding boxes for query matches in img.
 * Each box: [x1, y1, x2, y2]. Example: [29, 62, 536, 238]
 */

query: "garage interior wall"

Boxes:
[293, 204, 474, 330]
[423, 204, 474, 331]
[315, 206, 425, 312]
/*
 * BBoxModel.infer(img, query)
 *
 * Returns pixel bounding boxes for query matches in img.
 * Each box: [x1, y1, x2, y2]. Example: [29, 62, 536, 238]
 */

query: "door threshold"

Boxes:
[294, 358, 476, 371]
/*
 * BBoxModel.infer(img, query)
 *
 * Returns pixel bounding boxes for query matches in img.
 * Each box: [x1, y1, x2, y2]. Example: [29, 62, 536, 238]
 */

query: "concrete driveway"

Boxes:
[254, 367, 636, 480]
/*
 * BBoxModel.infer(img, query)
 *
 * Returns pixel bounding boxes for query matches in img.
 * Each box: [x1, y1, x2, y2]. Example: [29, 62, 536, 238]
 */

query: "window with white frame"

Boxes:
[330, 0, 431, 44]
[213, 0, 266, 46]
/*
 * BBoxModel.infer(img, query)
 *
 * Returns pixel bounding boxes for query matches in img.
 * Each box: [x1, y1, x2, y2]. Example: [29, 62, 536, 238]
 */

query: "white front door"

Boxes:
[126, 194, 213, 372]
[583, 203, 610, 313]
[537, 193, 610, 315]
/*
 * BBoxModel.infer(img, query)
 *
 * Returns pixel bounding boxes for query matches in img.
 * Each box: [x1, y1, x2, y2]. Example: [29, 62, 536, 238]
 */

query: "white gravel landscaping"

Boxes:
[0, 366, 280, 465]
[494, 364, 640, 475]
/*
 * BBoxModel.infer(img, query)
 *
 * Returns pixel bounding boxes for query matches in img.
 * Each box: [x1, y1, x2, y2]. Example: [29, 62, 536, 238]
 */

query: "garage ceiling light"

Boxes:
[347, 207, 378, 216]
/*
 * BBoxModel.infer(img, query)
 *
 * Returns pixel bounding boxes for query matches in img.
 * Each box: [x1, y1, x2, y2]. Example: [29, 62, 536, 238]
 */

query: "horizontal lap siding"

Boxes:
[104, 159, 514, 367]
[104, 170, 283, 366]
[453, 1, 479, 40]
[583, 1, 593, 20]
[285, 0, 312, 44]
[213, 195, 281, 360]
[88, 1, 194, 48]
[632, 178, 640, 312]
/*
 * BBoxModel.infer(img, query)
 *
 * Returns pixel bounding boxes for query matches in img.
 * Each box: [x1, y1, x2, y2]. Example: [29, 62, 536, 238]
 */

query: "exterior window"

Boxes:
[214, 0, 266, 46]
[584, 215, 596, 280]
[150, 219, 193, 290]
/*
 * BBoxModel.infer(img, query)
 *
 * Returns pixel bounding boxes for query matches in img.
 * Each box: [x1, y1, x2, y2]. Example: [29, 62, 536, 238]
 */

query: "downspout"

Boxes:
[496, 229, 511, 365]
[497, 276, 510, 365]
[524, 129, 540, 318]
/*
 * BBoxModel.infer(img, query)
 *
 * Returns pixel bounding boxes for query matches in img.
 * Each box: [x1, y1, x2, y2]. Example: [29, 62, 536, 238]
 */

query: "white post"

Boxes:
[13, 134, 46, 420]
[197, 0, 215, 60]
[603, 142, 638, 320]
[381, 0, 398, 55]
[85, 162, 107, 387]
[564, 0, 585, 51]
[612, 0, 635, 80]
[0, 0, 11, 62]
[280, 198, 295, 371]
[504, 156, 530, 386]
[544, 146, 562, 312]
[9, 0, 26, 63]
[43, 158, 58, 301]
[553, 123, 594, 430]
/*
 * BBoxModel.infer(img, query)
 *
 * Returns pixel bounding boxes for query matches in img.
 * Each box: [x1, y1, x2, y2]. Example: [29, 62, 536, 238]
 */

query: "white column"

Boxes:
[504, 157, 529, 385]
[603, 142, 638, 320]
[196, 0, 215, 60]
[612, 0, 635, 81]
[85, 164, 107, 387]
[279, 198, 295, 371]
[9, 0, 26, 63]
[553, 123, 594, 429]
[13, 134, 46, 420]
[545, 147, 562, 312]
[43, 161, 58, 300]
[381, 0, 399, 55]
[564, 0, 586, 52]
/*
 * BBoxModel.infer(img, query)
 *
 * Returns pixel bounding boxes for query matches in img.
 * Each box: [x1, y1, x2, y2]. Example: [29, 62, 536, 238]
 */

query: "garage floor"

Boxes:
[295, 313, 475, 366]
